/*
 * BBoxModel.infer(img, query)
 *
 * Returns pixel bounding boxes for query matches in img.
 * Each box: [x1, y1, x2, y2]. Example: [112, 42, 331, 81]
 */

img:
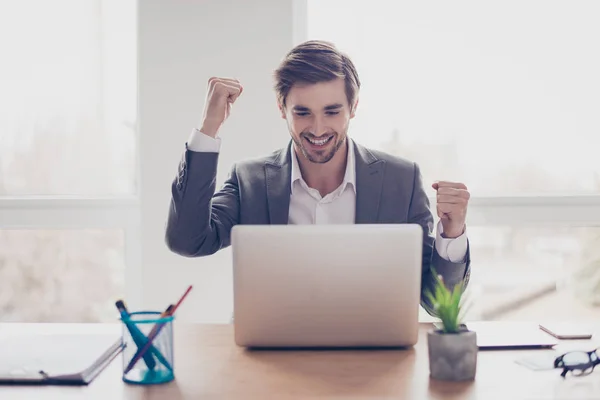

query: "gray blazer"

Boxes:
[165, 140, 471, 314]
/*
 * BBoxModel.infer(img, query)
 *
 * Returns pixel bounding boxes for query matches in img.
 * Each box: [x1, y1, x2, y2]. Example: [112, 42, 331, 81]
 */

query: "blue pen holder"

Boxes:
[120, 311, 175, 385]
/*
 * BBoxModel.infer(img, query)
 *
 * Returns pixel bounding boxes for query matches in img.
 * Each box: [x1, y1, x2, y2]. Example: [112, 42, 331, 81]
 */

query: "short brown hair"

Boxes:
[274, 40, 361, 109]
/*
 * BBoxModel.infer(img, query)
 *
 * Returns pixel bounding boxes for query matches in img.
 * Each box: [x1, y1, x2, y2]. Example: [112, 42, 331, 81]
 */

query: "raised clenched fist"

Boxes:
[199, 77, 243, 138]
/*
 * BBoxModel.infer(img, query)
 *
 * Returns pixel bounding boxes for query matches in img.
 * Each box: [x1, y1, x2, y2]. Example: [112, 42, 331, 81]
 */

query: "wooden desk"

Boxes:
[1, 323, 599, 400]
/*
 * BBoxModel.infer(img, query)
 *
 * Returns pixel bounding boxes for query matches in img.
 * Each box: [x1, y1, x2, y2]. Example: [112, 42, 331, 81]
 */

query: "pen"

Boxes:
[124, 285, 193, 374]
[116, 300, 157, 370]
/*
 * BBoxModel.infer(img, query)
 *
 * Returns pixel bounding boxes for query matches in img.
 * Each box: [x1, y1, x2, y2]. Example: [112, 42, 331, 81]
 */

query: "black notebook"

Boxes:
[0, 331, 124, 385]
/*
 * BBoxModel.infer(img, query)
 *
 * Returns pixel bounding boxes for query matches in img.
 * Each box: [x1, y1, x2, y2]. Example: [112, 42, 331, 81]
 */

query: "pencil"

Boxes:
[144, 284, 193, 344]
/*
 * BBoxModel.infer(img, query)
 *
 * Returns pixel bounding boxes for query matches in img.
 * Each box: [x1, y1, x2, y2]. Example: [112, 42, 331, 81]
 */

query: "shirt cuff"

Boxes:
[435, 220, 468, 263]
[186, 128, 222, 152]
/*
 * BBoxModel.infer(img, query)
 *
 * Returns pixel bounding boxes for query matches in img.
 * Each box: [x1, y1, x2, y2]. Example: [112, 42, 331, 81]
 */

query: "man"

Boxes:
[165, 40, 471, 314]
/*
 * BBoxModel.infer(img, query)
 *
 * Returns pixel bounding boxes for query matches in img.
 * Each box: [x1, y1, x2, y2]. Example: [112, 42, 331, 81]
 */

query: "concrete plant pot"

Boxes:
[427, 327, 478, 381]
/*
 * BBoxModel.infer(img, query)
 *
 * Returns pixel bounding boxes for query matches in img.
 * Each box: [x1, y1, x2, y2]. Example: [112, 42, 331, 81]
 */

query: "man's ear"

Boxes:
[278, 102, 286, 119]
[350, 97, 359, 119]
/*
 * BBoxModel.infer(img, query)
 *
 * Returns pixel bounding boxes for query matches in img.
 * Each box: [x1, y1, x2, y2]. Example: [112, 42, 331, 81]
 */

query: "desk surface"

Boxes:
[1, 322, 599, 400]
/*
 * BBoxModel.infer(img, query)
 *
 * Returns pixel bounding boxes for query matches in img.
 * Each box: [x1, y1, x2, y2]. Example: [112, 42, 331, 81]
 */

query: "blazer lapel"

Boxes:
[265, 144, 292, 224]
[354, 141, 385, 224]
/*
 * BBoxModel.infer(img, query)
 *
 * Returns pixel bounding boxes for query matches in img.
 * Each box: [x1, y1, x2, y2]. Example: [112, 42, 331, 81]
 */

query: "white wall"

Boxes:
[138, 0, 301, 322]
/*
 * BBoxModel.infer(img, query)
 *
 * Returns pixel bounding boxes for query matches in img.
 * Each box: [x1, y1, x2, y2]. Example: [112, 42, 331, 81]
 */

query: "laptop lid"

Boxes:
[231, 224, 423, 348]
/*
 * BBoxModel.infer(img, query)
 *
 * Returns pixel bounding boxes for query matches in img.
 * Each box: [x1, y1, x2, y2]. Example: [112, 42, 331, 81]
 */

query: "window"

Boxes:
[306, 0, 600, 320]
[0, 0, 136, 196]
[0, 229, 125, 322]
[0, 0, 139, 321]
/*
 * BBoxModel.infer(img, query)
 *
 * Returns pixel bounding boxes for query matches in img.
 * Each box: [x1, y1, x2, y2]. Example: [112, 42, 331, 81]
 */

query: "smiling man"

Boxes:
[165, 40, 471, 314]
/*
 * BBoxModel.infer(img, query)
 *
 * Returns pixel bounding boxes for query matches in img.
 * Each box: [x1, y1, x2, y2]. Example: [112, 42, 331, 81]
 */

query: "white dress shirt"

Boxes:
[187, 129, 468, 262]
[288, 136, 356, 225]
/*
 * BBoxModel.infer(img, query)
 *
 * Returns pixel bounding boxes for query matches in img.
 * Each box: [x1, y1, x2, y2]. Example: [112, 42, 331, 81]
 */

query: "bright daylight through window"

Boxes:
[307, 0, 600, 321]
[0, 0, 136, 322]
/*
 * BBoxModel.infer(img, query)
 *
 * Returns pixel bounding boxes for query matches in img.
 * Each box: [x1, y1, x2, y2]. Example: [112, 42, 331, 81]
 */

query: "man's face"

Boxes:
[280, 78, 356, 164]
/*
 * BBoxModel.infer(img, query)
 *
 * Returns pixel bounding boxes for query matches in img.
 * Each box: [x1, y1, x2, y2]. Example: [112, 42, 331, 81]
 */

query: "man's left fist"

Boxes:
[432, 181, 470, 238]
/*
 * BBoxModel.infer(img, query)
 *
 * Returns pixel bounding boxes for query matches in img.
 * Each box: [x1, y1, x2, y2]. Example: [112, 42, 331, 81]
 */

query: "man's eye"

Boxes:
[326, 111, 340, 116]
[296, 112, 309, 117]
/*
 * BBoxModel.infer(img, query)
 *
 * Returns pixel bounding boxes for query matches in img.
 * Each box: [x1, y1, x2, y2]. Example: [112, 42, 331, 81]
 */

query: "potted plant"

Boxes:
[425, 273, 477, 381]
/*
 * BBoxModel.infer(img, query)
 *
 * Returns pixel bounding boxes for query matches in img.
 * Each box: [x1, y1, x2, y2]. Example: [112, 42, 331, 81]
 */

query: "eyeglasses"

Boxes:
[554, 348, 600, 378]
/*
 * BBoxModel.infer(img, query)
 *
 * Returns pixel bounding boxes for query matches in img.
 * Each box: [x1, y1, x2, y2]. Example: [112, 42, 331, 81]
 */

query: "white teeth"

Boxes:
[308, 137, 330, 146]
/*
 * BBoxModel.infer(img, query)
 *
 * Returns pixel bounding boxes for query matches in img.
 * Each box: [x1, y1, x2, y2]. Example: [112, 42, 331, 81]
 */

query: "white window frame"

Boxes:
[464, 195, 600, 227]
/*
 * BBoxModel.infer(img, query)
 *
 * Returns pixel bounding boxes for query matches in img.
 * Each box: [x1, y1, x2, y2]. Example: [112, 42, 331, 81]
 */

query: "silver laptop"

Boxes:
[231, 224, 423, 348]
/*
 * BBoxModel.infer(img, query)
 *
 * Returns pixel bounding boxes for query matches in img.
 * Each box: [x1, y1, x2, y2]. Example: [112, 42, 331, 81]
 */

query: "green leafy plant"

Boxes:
[425, 273, 469, 334]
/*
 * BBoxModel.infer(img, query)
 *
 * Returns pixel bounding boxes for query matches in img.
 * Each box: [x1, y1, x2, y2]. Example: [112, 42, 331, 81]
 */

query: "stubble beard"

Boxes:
[293, 131, 347, 164]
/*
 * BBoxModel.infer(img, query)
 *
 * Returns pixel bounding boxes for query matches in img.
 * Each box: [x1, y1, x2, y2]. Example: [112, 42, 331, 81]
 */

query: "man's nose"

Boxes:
[312, 117, 328, 136]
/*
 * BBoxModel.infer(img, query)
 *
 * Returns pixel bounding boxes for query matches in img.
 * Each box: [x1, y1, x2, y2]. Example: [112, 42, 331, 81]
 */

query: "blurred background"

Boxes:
[1, 0, 599, 323]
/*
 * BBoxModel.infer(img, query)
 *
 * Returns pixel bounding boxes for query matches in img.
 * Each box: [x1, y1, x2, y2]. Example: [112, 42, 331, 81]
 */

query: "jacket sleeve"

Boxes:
[165, 147, 240, 257]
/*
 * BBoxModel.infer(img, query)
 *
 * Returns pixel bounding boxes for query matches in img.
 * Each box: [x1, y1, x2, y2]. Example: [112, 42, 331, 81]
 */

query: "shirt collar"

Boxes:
[290, 137, 356, 194]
